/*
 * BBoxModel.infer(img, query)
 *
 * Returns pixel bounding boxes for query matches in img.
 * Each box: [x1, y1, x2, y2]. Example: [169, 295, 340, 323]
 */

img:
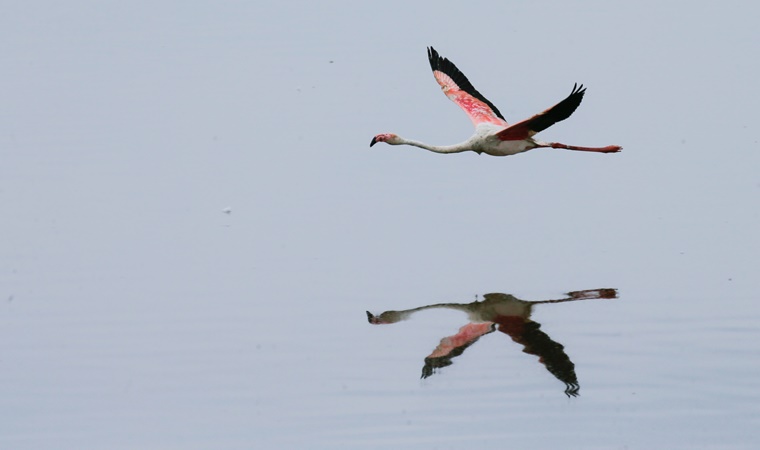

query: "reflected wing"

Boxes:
[421, 322, 496, 379]
[428, 47, 508, 127]
[496, 84, 586, 141]
[496, 317, 579, 396]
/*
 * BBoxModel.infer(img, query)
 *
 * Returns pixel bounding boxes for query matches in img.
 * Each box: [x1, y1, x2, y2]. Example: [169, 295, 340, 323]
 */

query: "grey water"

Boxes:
[2, 1, 759, 449]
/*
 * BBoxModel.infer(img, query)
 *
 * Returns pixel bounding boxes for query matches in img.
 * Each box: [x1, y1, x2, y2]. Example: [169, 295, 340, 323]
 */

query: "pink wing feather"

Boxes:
[428, 47, 508, 128]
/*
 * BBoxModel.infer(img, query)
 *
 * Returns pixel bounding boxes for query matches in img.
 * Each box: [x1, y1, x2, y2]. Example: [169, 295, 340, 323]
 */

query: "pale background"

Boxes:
[1, 1, 759, 448]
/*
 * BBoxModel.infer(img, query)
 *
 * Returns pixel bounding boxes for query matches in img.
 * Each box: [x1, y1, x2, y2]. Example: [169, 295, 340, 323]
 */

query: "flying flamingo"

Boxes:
[370, 47, 622, 156]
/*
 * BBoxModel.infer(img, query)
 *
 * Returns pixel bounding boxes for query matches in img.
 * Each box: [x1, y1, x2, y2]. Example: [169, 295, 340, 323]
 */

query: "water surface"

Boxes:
[1, 1, 759, 449]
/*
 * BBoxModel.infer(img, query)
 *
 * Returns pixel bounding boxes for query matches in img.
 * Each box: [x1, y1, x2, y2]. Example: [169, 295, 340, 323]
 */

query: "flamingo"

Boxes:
[367, 289, 617, 396]
[370, 47, 622, 156]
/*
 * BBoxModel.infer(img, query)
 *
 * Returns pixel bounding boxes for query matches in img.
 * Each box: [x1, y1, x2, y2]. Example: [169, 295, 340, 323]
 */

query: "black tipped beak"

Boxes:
[369, 137, 377, 147]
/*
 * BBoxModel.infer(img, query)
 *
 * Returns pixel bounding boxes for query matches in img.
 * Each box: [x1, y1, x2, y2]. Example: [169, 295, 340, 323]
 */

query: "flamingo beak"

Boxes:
[369, 136, 378, 147]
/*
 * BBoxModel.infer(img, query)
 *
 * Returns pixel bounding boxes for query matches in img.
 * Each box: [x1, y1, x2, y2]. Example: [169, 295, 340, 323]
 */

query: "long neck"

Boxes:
[372, 302, 476, 324]
[418, 302, 477, 313]
[399, 137, 471, 154]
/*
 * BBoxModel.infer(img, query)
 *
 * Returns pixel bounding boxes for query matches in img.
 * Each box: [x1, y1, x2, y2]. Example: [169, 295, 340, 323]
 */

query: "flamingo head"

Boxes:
[366, 310, 405, 324]
[370, 133, 401, 147]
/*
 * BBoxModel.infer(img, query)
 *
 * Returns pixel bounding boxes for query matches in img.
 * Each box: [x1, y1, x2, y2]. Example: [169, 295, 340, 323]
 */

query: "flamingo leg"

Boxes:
[547, 142, 622, 153]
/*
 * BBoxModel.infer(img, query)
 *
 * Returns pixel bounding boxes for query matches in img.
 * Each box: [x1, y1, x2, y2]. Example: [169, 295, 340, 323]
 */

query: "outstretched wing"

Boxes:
[496, 84, 586, 141]
[427, 47, 508, 127]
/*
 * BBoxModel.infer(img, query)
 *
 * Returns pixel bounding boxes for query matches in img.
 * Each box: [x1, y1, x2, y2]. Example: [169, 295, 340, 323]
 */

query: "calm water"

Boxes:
[2, 2, 759, 449]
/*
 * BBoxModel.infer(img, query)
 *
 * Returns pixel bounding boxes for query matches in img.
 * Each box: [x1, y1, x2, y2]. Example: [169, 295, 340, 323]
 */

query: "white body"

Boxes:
[460, 123, 537, 156]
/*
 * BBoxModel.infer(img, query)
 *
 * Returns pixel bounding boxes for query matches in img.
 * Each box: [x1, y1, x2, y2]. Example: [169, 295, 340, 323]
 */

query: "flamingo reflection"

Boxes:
[367, 288, 617, 397]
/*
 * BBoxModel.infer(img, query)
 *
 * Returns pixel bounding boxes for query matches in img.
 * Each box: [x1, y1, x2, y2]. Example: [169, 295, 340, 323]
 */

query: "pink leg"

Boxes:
[530, 288, 618, 305]
[566, 288, 617, 300]
[549, 142, 622, 153]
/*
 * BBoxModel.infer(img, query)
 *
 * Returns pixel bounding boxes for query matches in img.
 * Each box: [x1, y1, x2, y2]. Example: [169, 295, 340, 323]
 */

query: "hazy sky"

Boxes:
[1, 1, 759, 448]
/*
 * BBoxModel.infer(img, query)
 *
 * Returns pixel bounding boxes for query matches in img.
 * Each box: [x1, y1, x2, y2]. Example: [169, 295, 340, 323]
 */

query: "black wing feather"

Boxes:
[527, 83, 586, 133]
[427, 47, 506, 121]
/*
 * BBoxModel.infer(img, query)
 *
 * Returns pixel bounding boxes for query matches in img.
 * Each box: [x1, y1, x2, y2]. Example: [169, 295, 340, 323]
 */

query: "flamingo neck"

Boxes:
[399, 137, 471, 154]
[396, 302, 478, 322]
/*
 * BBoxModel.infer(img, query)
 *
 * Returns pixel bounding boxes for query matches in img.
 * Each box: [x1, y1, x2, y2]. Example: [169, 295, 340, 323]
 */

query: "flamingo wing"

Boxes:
[495, 84, 586, 141]
[427, 47, 508, 127]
